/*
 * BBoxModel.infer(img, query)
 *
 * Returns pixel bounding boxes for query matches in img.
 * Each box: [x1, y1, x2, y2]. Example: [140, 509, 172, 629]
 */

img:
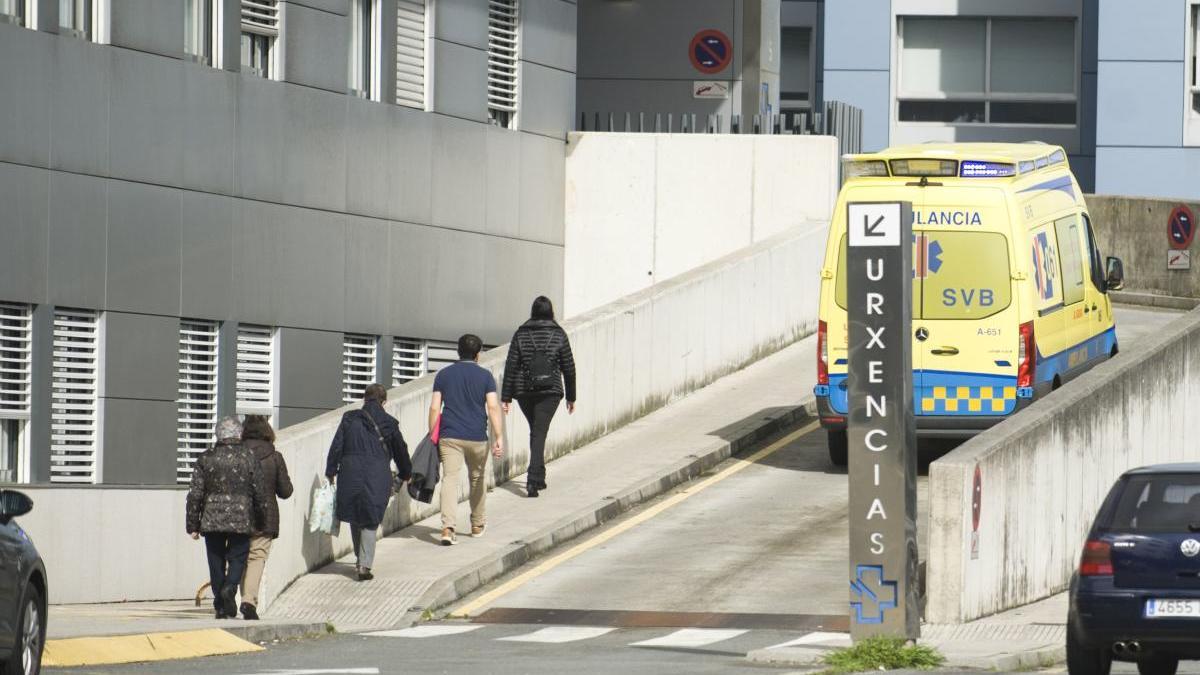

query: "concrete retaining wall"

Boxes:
[1087, 195, 1200, 299]
[22, 223, 828, 606]
[563, 132, 838, 317]
[927, 306, 1200, 623]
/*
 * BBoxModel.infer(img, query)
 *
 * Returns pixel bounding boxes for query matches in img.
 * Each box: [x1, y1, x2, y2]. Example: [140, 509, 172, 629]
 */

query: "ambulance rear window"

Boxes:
[834, 231, 1011, 320]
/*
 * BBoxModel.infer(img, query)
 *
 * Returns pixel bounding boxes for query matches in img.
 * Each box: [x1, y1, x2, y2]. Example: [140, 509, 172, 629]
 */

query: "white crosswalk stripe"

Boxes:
[762, 631, 852, 650]
[628, 628, 749, 648]
[497, 626, 617, 643]
[364, 625, 484, 638]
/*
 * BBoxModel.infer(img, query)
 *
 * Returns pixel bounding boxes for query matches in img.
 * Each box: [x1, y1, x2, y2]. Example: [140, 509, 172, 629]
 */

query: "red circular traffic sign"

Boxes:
[1168, 205, 1196, 251]
[689, 30, 733, 75]
[971, 465, 982, 532]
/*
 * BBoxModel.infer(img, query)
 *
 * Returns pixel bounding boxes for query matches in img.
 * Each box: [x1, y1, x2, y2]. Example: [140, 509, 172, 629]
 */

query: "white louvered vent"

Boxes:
[236, 324, 275, 417]
[395, 0, 426, 109]
[486, 0, 519, 126]
[391, 337, 426, 385]
[177, 319, 219, 484]
[50, 308, 99, 484]
[241, 0, 279, 35]
[342, 334, 378, 403]
[0, 302, 32, 417]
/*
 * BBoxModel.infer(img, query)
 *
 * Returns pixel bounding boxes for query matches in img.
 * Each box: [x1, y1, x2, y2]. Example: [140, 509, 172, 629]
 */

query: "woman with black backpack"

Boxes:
[501, 296, 577, 498]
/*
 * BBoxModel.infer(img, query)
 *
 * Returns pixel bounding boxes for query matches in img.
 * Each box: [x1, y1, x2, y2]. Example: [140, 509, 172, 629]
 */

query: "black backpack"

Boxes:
[526, 330, 561, 391]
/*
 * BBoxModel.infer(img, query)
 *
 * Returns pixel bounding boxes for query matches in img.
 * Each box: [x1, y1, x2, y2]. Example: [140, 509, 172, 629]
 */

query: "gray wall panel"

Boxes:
[101, 312, 178, 401]
[287, 0, 349, 15]
[344, 98, 395, 220]
[110, 0, 186, 59]
[47, 172, 107, 309]
[50, 38, 110, 175]
[392, 106, 435, 224]
[485, 127, 521, 238]
[282, 3, 350, 93]
[109, 48, 185, 188]
[386, 222, 487, 341]
[433, 0, 488, 49]
[344, 215, 391, 336]
[106, 181, 183, 316]
[1097, 0, 1185, 62]
[431, 40, 488, 122]
[518, 132, 565, 246]
[823, 0, 890, 71]
[482, 238, 563, 345]
[0, 25, 52, 167]
[522, 0, 577, 73]
[1096, 62, 1184, 148]
[100, 398, 177, 484]
[386, 220, 439, 338]
[281, 85, 349, 211]
[275, 406, 325, 428]
[180, 192, 235, 321]
[180, 63, 238, 195]
[0, 164, 49, 304]
[519, 61, 575, 138]
[235, 78, 288, 205]
[276, 327, 342, 410]
[232, 201, 347, 331]
[431, 115, 487, 232]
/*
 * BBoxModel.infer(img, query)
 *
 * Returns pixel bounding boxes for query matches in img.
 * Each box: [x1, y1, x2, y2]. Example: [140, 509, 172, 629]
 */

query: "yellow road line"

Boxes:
[42, 628, 263, 667]
[450, 421, 820, 618]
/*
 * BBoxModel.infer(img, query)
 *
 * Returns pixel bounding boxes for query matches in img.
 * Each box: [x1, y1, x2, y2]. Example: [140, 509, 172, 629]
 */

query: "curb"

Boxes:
[222, 621, 332, 644]
[1111, 291, 1200, 311]
[397, 399, 818, 627]
[745, 642, 1066, 671]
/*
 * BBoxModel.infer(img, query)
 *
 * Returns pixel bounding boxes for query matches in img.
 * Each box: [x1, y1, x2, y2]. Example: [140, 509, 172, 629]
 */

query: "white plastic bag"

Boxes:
[310, 479, 338, 535]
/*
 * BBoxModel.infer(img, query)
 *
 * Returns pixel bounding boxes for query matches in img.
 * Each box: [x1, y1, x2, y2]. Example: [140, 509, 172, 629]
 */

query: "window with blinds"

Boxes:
[236, 324, 275, 417]
[392, 337, 426, 385]
[486, 0, 519, 128]
[0, 0, 27, 26]
[241, 0, 279, 78]
[395, 0, 426, 109]
[0, 302, 32, 417]
[177, 319, 219, 484]
[50, 308, 100, 483]
[342, 334, 378, 403]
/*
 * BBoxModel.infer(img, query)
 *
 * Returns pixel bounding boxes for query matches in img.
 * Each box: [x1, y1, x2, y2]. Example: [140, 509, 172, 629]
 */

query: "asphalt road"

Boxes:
[50, 304, 1187, 675]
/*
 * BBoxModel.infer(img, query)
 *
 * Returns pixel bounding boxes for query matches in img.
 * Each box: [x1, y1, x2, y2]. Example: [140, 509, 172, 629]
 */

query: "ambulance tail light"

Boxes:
[1079, 540, 1114, 577]
[1017, 321, 1035, 388]
[817, 320, 829, 386]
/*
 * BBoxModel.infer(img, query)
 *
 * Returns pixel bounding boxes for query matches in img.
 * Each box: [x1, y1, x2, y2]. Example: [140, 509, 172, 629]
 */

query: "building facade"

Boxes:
[778, 0, 1198, 200]
[0, 0, 577, 485]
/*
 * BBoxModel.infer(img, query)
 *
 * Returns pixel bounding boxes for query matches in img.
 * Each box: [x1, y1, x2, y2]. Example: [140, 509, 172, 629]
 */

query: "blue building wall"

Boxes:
[1094, 0, 1199, 199]
[821, 0, 891, 152]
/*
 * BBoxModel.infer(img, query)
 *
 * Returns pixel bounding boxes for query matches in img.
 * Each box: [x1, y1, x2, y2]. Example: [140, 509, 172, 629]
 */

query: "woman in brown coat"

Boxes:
[238, 415, 293, 620]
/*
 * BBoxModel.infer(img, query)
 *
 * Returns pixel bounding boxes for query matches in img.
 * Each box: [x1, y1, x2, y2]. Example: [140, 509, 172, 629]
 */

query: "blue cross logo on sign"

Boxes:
[850, 565, 898, 624]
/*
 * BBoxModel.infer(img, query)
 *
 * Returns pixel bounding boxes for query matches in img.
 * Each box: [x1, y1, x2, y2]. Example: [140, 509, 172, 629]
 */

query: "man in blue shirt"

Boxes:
[430, 334, 505, 545]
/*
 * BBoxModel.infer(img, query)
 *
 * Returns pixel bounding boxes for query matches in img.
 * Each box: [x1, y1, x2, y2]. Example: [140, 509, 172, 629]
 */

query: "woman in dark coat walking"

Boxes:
[501, 296, 577, 498]
[239, 415, 293, 620]
[325, 383, 411, 580]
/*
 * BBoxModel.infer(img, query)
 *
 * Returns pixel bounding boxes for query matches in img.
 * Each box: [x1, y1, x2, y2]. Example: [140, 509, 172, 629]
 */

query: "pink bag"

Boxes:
[431, 414, 442, 445]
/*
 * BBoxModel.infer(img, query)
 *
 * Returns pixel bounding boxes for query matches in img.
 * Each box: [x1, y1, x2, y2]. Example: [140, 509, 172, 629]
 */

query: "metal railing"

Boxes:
[578, 100, 863, 155]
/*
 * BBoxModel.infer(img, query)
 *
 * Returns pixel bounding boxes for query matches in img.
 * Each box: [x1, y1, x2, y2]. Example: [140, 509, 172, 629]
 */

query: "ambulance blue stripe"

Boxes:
[1018, 175, 1075, 199]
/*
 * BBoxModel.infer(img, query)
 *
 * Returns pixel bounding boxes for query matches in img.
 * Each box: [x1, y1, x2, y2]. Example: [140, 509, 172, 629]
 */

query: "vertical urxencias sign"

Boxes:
[846, 202, 920, 640]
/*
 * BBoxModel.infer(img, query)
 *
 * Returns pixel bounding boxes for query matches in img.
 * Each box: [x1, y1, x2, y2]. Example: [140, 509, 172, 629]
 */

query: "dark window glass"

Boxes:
[898, 100, 985, 123]
[990, 102, 1077, 125]
[1107, 475, 1200, 533]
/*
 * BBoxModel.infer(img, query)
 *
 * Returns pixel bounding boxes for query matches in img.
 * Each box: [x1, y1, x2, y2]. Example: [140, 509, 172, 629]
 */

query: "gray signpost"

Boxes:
[846, 201, 920, 640]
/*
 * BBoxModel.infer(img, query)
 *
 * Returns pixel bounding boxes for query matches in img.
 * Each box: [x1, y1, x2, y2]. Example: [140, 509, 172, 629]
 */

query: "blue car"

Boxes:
[0, 490, 46, 675]
[1069, 464, 1200, 675]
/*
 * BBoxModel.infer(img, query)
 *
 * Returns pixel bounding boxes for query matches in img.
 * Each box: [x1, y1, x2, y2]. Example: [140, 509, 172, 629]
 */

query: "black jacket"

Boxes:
[501, 319, 577, 403]
[186, 440, 269, 536]
[406, 433, 440, 504]
[325, 401, 411, 528]
[245, 438, 294, 538]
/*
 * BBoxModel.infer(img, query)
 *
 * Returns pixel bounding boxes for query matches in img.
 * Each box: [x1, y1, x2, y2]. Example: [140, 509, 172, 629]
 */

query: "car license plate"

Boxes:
[1145, 599, 1200, 618]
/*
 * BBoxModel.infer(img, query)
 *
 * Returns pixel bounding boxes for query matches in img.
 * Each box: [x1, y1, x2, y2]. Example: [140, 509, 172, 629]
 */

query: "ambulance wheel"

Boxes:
[828, 430, 848, 467]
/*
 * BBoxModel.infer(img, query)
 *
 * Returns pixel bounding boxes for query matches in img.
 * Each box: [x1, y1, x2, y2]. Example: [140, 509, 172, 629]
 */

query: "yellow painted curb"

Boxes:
[43, 628, 264, 667]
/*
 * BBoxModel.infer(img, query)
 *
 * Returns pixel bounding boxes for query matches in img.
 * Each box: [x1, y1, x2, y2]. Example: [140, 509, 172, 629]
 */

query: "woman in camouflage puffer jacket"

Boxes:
[186, 416, 268, 618]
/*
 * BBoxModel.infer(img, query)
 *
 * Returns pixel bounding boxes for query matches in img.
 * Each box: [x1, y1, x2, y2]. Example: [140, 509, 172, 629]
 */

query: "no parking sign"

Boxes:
[1169, 205, 1196, 250]
[689, 30, 732, 75]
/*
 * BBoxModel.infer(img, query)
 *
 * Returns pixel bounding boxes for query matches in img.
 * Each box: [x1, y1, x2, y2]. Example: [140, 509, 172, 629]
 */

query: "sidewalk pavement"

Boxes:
[747, 592, 1069, 671]
[266, 336, 819, 632]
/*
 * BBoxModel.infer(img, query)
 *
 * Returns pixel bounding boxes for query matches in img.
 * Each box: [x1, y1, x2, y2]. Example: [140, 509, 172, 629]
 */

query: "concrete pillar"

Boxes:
[26, 304, 53, 483]
[31, 0, 58, 33]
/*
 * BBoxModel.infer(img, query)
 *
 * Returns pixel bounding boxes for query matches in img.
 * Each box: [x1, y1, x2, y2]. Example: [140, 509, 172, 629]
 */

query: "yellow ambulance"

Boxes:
[813, 143, 1125, 466]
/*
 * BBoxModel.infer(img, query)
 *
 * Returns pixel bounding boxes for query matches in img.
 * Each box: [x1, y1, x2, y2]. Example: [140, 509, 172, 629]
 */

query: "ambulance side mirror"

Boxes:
[1105, 256, 1125, 292]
